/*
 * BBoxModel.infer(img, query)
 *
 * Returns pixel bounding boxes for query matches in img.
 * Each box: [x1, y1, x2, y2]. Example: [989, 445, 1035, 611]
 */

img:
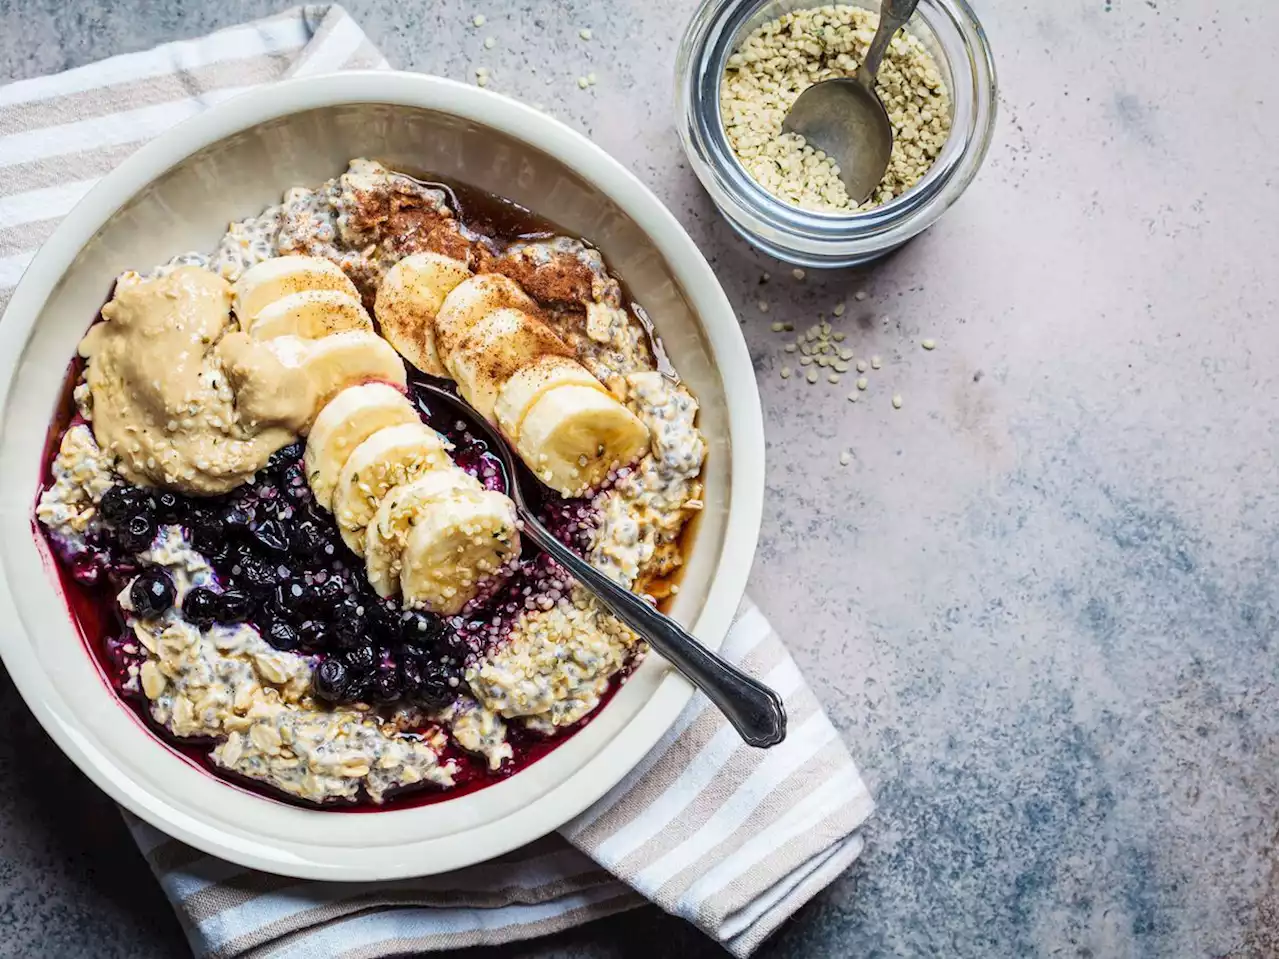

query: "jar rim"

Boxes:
[675, 0, 998, 265]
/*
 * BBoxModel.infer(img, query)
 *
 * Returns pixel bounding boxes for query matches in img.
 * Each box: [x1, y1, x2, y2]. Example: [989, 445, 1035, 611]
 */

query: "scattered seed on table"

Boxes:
[855, 359, 868, 373]
[854, 290, 868, 301]
[856, 376, 869, 390]
[792, 268, 806, 280]
[799, 356, 813, 366]
[839, 451, 852, 466]
[758, 300, 769, 313]
[475, 66, 489, 76]
[806, 369, 819, 383]
[922, 338, 936, 350]
[839, 347, 853, 360]
[834, 360, 849, 372]
[579, 27, 593, 39]
[587, 72, 597, 84]
[871, 355, 882, 369]
[780, 366, 792, 379]
[476, 75, 489, 86]
[833, 332, 846, 342]
[472, 13, 486, 26]
[577, 76, 590, 89]
[784, 343, 797, 353]
[770, 321, 783, 331]
[827, 373, 840, 384]
[484, 36, 496, 48]
[847, 392, 858, 402]
[832, 303, 846, 317]
[892, 394, 903, 409]
[817, 355, 830, 367]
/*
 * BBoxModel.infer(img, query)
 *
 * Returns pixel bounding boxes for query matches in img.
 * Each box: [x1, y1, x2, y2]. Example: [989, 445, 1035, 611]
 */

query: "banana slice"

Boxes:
[247, 289, 373, 340]
[375, 252, 473, 377]
[332, 422, 453, 556]
[290, 330, 408, 417]
[233, 255, 359, 327]
[516, 384, 651, 497]
[365, 471, 484, 599]
[434, 273, 537, 365]
[447, 308, 573, 423]
[494, 355, 608, 441]
[304, 383, 420, 511]
[400, 488, 520, 615]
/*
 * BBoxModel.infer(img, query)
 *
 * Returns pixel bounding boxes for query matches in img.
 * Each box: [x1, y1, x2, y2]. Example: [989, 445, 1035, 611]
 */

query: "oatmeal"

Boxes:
[36, 158, 706, 807]
[722, 4, 951, 212]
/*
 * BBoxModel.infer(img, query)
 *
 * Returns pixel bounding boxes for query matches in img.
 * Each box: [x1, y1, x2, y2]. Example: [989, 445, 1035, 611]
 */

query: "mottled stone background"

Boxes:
[0, 0, 1275, 956]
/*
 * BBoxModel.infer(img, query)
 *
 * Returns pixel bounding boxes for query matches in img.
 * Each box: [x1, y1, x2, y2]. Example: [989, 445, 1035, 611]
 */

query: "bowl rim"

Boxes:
[0, 70, 764, 880]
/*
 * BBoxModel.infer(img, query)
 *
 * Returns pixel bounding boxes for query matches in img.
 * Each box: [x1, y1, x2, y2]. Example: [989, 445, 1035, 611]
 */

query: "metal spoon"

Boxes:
[781, 0, 921, 204]
[419, 382, 787, 748]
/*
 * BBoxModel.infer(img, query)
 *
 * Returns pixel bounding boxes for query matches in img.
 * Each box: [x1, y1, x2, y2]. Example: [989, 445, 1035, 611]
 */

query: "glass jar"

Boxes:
[675, 0, 998, 268]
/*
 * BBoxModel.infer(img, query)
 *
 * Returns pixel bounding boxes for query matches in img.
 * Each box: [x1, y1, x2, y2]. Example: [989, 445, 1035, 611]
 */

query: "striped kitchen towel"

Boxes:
[1, 7, 874, 957]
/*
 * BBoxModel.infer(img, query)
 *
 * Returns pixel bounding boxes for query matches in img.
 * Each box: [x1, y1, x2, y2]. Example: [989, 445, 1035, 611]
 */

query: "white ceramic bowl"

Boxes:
[0, 72, 763, 880]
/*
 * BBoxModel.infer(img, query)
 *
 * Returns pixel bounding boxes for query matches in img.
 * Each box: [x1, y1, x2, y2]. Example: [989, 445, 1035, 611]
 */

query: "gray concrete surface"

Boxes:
[0, 0, 1276, 956]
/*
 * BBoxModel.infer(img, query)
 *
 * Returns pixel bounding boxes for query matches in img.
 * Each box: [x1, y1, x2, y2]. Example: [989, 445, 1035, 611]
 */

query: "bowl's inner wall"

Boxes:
[0, 103, 730, 841]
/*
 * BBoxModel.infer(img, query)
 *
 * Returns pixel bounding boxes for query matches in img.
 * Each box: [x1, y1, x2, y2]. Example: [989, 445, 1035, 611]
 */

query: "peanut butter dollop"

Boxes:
[79, 267, 307, 495]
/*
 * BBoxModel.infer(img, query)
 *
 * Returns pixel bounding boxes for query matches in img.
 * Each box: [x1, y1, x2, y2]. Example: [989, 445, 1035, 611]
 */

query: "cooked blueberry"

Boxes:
[290, 519, 330, 559]
[264, 620, 300, 651]
[153, 490, 183, 522]
[182, 587, 220, 628]
[313, 658, 350, 701]
[409, 662, 457, 709]
[332, 628, 364, 651]
[297, 619, 331, 650]
[232, 554, 279, 592]
[251, 518, 289, 554]
[214, 589, 253, 623]
[220, 507, 252, 535]
[344, 643, 377, 672]
[401, 642, 429, 664]
[99, 486, 153, 527]
[400, 610, 445, 646]
[372, 668, 401, 703]
[186, 509, 223, 553]
[400, 653, 421, 677]
[117, 513, 157, 553]
[345, 674, 374, 704]
[316, 575, 350, 604]
[334, 601, 370, 639]
[129, 568, 175, 618]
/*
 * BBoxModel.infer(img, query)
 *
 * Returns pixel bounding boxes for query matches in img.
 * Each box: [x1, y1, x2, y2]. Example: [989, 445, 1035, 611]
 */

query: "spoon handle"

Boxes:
[519, 516, 787, 748]
[857, 0, 921, 88]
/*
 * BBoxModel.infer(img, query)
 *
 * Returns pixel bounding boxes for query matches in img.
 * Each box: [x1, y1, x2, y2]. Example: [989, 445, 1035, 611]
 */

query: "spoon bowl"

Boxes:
[417, 381, 787, 749]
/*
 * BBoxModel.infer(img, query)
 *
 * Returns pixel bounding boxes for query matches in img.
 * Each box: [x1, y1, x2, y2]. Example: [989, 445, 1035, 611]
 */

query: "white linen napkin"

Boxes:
[0, 7, 875, 956]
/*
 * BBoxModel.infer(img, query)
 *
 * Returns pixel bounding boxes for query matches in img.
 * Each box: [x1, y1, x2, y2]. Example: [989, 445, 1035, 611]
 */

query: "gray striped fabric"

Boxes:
[1, 8, 874, 956]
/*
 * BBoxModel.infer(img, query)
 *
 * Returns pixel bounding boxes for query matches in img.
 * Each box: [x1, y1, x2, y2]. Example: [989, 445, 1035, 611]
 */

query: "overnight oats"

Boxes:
[35, 159, 706, 808]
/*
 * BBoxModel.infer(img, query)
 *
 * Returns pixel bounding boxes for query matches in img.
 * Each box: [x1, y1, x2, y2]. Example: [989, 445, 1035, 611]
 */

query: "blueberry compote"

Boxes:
[39, 366, 621, 809]
[96, 442, 466, 709]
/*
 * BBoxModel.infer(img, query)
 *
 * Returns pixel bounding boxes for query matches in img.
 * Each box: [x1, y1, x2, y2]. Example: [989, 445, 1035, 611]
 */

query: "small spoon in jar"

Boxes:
[781, 0, 921, 204]
[419, 382, 787, 748]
